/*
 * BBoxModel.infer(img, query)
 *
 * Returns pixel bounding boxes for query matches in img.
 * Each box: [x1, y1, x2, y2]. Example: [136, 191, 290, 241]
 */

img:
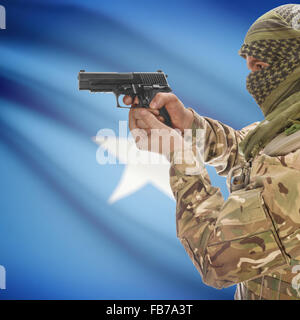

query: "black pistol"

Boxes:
[78, 70, 173, 127]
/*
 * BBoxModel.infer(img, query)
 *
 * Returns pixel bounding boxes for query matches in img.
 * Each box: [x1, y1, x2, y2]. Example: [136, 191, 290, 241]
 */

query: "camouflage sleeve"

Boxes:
[189, 108, 259, 176]
[170, 154, 292, 289]
[169, 114, 297, 289]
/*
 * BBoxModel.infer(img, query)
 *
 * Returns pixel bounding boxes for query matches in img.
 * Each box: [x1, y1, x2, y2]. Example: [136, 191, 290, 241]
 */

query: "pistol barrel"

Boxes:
[78, 71, 133, 90]
[78, 70, 170, 91]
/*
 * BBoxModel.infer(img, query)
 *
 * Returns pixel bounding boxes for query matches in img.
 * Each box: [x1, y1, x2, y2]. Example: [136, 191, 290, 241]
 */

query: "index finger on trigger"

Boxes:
[123, 96, 133, 105]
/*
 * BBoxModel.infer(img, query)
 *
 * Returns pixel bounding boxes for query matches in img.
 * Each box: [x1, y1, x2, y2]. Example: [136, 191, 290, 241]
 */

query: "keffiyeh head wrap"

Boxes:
[238, 4, 300, 161]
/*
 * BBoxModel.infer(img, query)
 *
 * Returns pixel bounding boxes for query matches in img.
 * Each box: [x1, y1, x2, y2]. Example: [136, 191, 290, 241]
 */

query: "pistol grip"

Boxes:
[159, 106, 172, 127]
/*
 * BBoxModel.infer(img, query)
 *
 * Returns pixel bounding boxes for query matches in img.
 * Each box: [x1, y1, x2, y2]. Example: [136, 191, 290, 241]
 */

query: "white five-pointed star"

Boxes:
[93, 135, 174, 203]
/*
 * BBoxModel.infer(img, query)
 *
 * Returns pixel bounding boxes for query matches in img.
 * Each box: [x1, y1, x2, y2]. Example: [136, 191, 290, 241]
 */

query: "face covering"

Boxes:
[238, 4, 300, 161]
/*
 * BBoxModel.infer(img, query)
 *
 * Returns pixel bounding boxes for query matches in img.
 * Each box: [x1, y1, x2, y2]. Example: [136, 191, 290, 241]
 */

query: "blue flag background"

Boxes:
[0, 0, 289, 299]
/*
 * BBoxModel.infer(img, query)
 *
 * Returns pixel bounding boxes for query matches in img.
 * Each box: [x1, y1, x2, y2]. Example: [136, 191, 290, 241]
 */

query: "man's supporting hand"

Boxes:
[128, 106, 184, 158]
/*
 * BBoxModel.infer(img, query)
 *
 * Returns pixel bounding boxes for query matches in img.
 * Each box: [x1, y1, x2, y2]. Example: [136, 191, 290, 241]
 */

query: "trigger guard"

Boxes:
[114, 92, 130, 109]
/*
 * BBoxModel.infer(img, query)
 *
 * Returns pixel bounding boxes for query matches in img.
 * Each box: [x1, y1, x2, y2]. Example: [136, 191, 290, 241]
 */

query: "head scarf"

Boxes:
[238, 4, 300, 161]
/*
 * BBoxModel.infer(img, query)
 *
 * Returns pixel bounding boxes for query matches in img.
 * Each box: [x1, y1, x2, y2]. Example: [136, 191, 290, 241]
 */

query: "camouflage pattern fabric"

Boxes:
[169, 110, 300, 300]
[239, 91, 300, 161]
[238, 4, 300, 161]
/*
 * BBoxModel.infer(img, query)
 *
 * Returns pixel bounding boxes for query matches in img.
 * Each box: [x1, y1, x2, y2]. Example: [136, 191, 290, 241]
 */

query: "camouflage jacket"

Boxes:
[169, 110, 300, 300]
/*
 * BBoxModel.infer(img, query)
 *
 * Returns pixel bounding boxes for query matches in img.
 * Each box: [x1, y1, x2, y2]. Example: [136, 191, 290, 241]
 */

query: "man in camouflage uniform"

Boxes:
[124, 4, 300, 299]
